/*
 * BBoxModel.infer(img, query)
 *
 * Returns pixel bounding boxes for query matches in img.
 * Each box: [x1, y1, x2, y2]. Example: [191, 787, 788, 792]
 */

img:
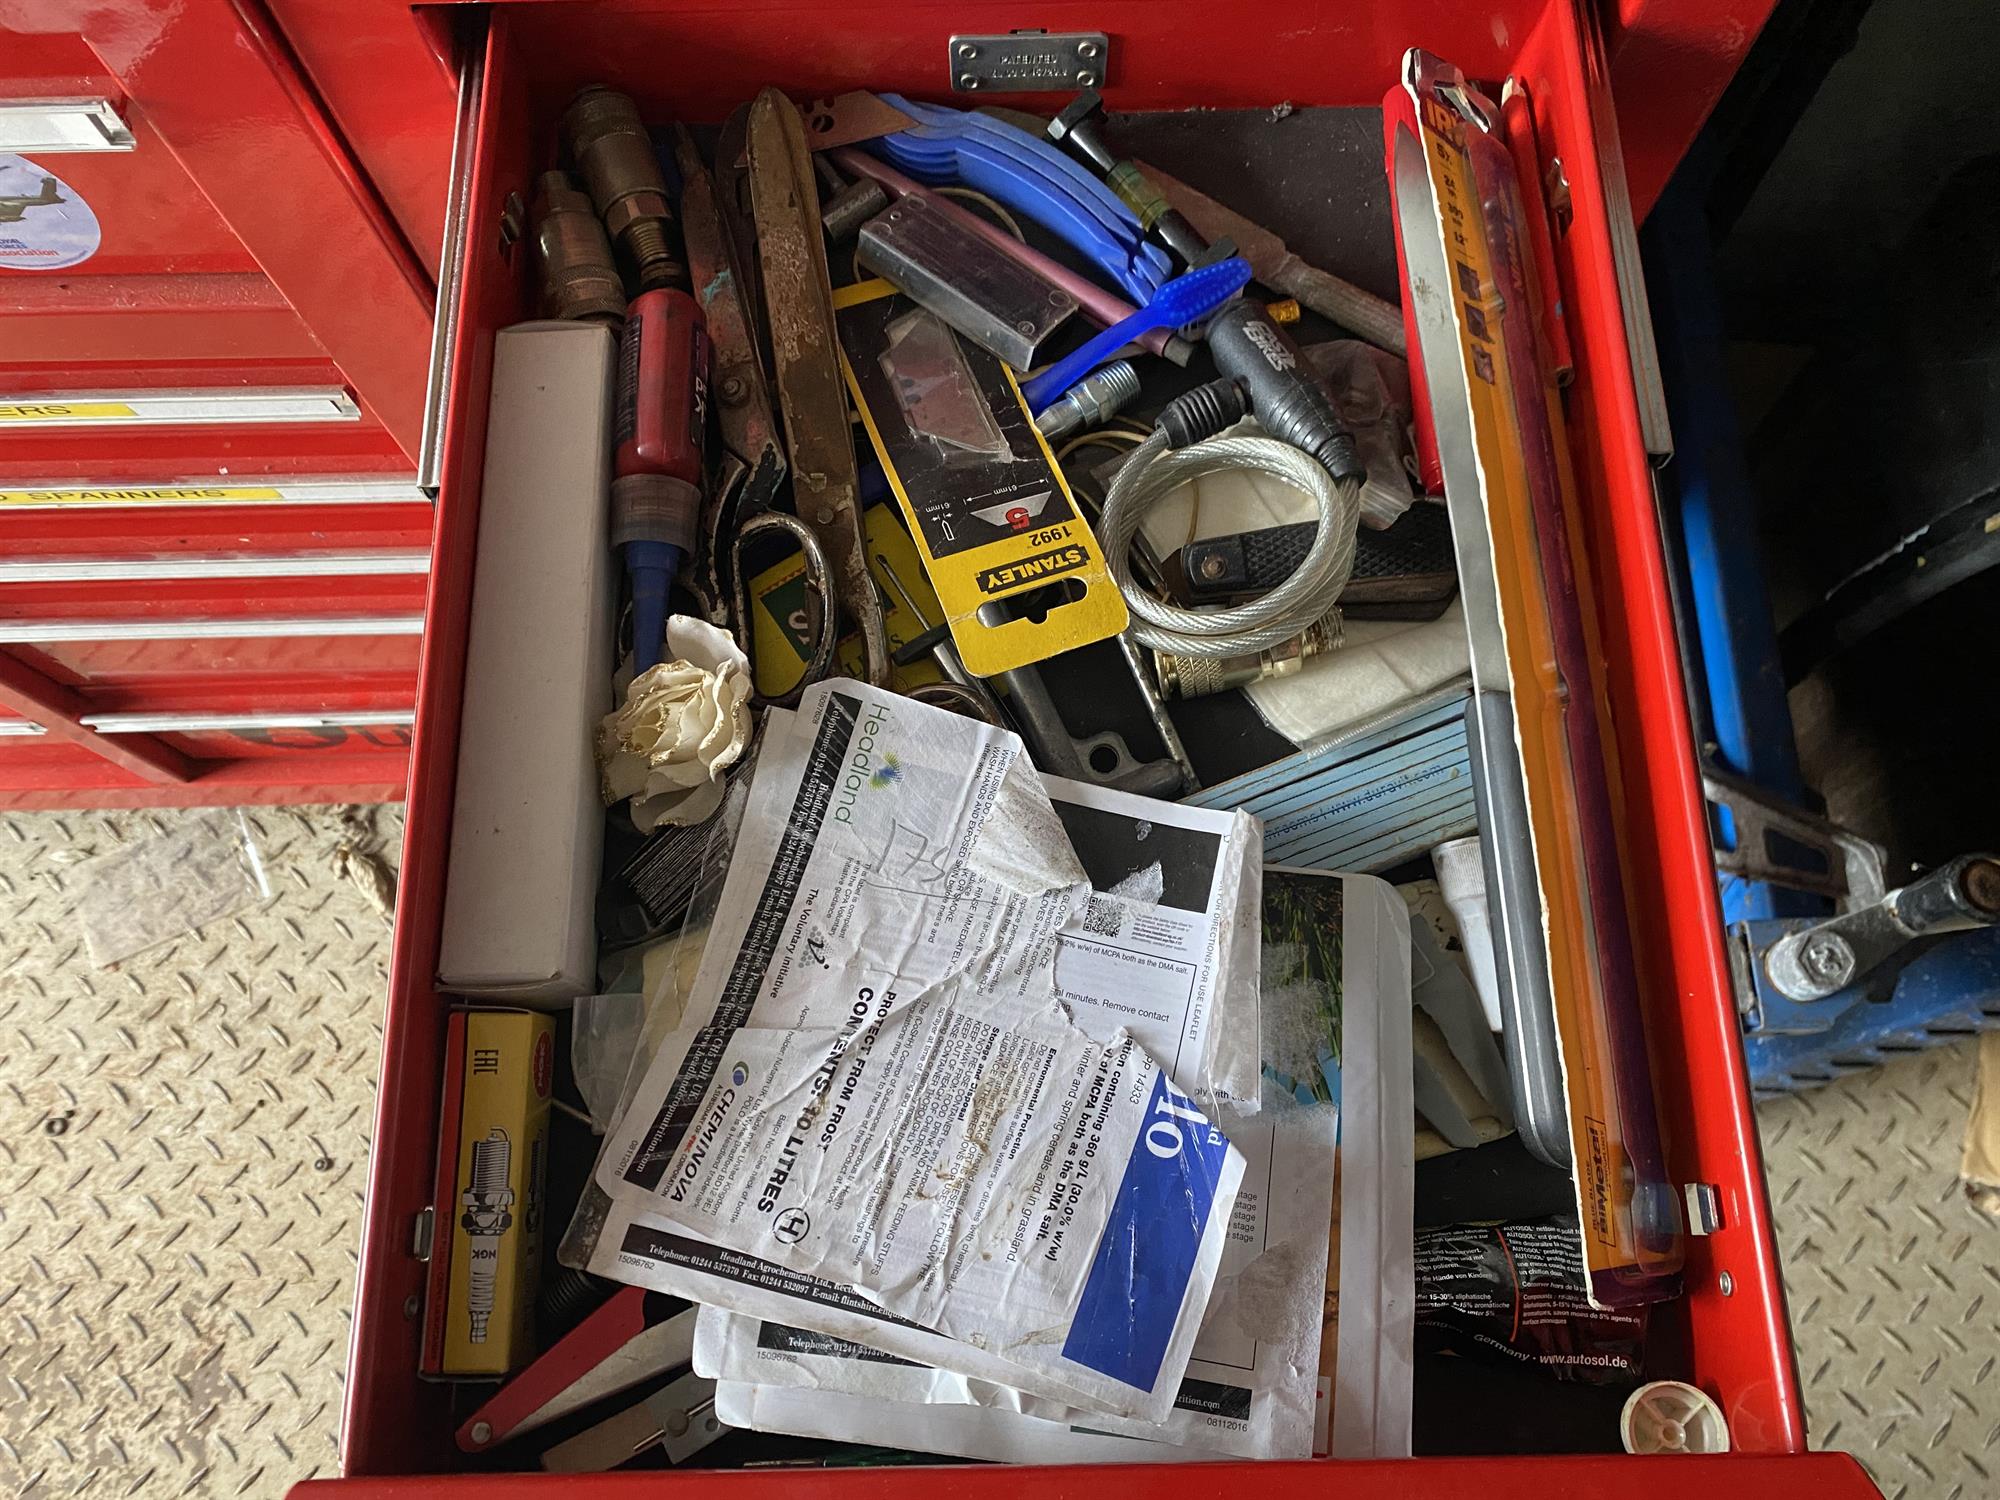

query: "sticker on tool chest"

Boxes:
[0, 155, 100, 270]
[834, 279, 1126, 676]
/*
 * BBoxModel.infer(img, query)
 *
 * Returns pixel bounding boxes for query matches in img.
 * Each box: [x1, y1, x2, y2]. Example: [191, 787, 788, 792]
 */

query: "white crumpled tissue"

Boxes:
[597, 616, 753, 832]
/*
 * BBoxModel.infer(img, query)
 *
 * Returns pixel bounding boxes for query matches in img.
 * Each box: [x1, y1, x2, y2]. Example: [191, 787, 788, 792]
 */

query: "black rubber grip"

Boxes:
[1156, 377, 1247, 449]
[1182, 501, 1456, 602]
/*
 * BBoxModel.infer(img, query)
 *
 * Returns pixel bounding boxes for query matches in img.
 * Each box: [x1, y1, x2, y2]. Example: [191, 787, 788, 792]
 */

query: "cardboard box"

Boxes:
[438, 320, 615, 1001]
[422, 1009, 556, 1377]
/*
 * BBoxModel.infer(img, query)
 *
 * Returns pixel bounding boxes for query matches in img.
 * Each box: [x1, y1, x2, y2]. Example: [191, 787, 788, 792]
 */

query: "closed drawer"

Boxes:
[327, 0, 1865, 1493]
[0, 491, 428, 807]
[0, 16, 438, 470]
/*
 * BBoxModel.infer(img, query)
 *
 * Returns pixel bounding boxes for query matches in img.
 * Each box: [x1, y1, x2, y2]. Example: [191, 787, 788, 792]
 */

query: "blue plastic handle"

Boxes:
[866, 97, 1171, 303]
[884, 94, 1141, 243]
[1021, 257, 1254, 412]
[871, 133, 1163, 301]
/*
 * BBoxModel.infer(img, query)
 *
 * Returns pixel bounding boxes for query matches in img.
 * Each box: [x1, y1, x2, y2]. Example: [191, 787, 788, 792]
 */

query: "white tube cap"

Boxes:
[1620, 1380, 1731, 1455]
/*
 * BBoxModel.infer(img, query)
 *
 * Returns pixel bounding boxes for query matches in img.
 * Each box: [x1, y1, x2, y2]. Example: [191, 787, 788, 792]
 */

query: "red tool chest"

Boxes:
[0, 1, 456, 806]
[297, 0, 1877, 1493]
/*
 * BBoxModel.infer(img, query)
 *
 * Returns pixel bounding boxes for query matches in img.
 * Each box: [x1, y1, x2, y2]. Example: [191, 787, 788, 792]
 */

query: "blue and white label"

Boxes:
[1062, 1074, 1231, 1389]
[0, 155, 101, 271]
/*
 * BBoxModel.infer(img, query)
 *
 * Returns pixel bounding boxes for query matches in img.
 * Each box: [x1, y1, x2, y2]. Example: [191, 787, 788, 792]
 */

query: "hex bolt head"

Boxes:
[1800, 932, 1857, 988]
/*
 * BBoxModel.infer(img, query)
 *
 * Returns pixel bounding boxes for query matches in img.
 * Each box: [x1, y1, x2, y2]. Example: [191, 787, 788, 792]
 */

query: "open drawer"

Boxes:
[322, 0, 1870, 1491]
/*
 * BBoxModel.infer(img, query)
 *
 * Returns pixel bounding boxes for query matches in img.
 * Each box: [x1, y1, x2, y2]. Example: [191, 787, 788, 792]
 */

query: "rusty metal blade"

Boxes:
[675, 126, 785, 628]
[675, 129, 784, 505]
[1145, 160, 1407, 355]
[745, 87, 892, 686]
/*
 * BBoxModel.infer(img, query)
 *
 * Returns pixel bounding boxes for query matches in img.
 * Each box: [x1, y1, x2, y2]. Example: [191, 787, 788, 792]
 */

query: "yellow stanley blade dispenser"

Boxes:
[835, 279, 1128, 676]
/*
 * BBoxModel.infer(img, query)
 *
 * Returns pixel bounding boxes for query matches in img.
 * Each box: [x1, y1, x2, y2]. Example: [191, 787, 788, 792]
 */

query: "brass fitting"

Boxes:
[563, 85, 687, 292]
[531, 171, 625, 325]
[1154, 612, 1343, 699]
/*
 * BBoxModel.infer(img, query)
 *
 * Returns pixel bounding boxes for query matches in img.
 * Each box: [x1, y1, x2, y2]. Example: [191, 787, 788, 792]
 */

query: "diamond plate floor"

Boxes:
[0, 805, 400, 1500]
[1757, 1040, 1996, 1499]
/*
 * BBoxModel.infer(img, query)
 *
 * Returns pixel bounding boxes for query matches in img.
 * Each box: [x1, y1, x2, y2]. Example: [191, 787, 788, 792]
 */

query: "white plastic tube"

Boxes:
[1433, 834, 1503, 1033]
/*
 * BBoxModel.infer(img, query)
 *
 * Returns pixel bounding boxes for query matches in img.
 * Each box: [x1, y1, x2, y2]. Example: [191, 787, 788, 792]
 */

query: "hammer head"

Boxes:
[1046, 88, 1105, 144]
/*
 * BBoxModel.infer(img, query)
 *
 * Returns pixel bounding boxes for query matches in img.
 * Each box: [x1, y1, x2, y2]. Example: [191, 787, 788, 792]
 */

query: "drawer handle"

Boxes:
[0, 614, 423, 642]
[0, 97, 135, 153]
[81, 709, 415, 734]
[0, 389, 361, 426]
[0, 551, 430, 583]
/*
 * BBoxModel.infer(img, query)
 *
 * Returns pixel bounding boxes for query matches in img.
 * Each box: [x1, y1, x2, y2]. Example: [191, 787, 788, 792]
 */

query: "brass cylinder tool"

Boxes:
[564, 86, 688, 292]
[744, 87, 893, 686]
[530, 171, 625, 325]
[1155, 611, 1342, 699]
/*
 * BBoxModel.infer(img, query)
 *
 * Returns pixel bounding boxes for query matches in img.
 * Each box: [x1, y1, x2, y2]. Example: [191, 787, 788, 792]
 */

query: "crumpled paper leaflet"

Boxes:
[598, 616, 753, 831]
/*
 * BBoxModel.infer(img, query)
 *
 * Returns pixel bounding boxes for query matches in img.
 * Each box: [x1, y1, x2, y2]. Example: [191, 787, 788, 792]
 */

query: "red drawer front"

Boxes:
[0, 13, 444, 469]
[16, 635, 422, 688]
[0, 500, 432, 557]
[0, 574, 425, 623]
[0, 496, 427, 807]
[324, 0, 1839, 1492]
[0, 730, 408, 808]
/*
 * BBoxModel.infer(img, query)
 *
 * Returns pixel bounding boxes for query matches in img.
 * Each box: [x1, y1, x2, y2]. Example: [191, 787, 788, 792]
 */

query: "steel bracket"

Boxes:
[1703, 766, 1886, 908]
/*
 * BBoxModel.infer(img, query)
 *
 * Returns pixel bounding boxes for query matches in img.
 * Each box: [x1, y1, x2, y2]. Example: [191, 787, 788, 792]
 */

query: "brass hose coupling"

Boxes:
[530, 171, 626, 325]
[564, 85, 688, 292]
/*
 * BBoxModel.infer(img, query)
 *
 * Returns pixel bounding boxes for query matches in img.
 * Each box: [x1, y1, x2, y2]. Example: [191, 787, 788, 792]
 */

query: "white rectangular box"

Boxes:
[438, 321, 615, 1002]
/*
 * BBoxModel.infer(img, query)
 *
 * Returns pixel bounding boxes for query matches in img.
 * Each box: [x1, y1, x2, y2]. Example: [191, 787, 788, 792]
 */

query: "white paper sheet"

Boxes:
[588, 683, 1256, 1422]
[696, 1108, 1336, 1460]
[699, 871, 1415, 1466]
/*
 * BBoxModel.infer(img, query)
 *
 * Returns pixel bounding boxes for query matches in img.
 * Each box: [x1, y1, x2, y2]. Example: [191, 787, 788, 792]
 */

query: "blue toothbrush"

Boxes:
[1021, 257, 1253, 412]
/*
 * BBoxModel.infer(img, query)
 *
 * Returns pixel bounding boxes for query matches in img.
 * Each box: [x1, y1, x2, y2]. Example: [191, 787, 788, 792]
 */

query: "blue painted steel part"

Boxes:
[1643, 170, 1820, 926]
[1646, 153, 2000, 1096]
[1738, 922, 2000, 1094]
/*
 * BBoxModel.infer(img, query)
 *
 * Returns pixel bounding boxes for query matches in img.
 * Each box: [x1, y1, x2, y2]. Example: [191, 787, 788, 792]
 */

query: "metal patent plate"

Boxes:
[948, 31, 1109, 92]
